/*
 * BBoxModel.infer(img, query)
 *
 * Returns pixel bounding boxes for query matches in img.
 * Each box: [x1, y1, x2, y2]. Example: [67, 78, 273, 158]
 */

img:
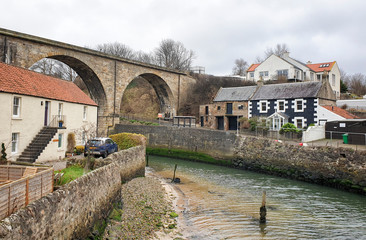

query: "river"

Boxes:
[148, 155, 366, 240]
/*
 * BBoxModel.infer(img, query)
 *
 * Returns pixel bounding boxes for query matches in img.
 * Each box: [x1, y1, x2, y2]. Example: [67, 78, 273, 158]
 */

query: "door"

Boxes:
[200, 116, 204, 127]
[44, 101, 50, 126]
[228, 116, 238, 130]
[217, 117, 224, 130]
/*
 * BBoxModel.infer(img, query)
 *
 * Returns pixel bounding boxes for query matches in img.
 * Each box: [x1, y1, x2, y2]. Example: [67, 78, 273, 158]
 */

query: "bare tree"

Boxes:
[232, 58, 248, 76]
[74, 123, 97, 173]
[346, 73, 366, 96]
[154, 39, 195, 71]
[95, 42, 136, 59]
[134, 50, 156, 65]
[264, 43, 290, 58]
[254, 56, 263, 64]
[30, 58, 78, 82]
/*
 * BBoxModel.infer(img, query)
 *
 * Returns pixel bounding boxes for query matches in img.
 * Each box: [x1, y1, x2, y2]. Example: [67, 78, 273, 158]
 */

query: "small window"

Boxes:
[265, 71, 269, 77]
[205, 106, 209, 115]
[261, 102, 267, 112]
[238, 105, 243, 110]
[58, 133, 63, 148]
[217, 106, 221, 111]
[205, 116, 208, 122]
[317, 75, 321, 81]
[295, 99, 304, 112]
[277, 100, 285, 111]
[83, 106, 87, 120]
[13, 96, 21, 117]
[11, 133, 19, 153]
[296, 119, 303, 129]
[250, 72, 254, 78]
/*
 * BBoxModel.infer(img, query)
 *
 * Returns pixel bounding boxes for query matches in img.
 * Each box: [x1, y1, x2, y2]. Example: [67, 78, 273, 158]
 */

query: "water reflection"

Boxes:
[149, 156, 366, 240]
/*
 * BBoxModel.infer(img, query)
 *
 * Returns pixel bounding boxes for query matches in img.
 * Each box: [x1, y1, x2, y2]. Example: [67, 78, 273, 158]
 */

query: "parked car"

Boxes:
[84, 137, 118, 158]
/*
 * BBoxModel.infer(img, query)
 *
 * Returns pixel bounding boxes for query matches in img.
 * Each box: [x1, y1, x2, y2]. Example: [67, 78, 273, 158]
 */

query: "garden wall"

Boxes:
[0, 145, 146, 239]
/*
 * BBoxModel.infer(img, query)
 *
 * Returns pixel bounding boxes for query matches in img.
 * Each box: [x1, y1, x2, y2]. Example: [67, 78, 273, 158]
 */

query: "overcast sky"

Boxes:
[1, 0, 365, 76]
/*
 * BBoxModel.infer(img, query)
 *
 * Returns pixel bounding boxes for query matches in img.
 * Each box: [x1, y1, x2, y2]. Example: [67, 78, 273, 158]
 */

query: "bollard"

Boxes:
[259, 191, 267, 224]
[172, 164, 178, 183]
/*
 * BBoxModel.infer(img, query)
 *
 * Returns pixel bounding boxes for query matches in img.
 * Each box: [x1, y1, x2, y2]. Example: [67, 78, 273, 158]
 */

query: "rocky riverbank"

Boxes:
[102, 173, 185, 239]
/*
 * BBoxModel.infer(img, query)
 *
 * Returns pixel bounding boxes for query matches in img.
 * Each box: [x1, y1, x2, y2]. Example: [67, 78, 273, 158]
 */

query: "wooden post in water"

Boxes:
[260, 191, 267, 224]
[172, 164, 178, 183]
[146, 154, 149, 167]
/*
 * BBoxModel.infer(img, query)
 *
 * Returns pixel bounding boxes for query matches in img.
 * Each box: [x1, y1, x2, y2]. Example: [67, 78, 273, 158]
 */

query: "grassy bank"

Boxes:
[146, 147, 232, 167]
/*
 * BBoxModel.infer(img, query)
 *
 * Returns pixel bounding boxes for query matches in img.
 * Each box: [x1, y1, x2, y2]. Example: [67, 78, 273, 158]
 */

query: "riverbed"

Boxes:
[148, 155, 366, 240]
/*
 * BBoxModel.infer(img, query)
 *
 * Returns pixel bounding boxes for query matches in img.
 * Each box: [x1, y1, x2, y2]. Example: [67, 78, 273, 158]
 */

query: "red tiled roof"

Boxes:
[322, 105, 359, 119]
[247, 63, 260, 72]
[307, 61, 335, 72]
[0, 62, 97, 106]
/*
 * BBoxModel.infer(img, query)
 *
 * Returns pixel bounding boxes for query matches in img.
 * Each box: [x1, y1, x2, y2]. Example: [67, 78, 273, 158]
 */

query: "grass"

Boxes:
[146, 147, 232, 166]
[55, 165, 85, 185]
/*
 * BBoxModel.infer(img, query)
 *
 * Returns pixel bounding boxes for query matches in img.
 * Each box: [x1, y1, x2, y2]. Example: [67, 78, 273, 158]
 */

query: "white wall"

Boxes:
[302, 125, 325, 143]
[254, 55, 295, 81]
[317, 105, 345, 125]
[329, 62, 341, 98]
[0, 92, 97, 162]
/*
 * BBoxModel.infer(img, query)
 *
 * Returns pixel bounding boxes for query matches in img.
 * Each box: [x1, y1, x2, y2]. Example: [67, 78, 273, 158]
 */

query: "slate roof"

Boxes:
[251, 81, 322, 100]
[0, 62, 97, 106]
[214, 86, 257, 102]
[322, 105, 359, 119]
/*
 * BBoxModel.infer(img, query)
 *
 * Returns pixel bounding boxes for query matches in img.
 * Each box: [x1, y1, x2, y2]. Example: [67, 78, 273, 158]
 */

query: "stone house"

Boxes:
[246, 52, 341, 98]
[249, 79, 336, 130]
[0, 62, 98, 163]
[199, 86, 257, 130]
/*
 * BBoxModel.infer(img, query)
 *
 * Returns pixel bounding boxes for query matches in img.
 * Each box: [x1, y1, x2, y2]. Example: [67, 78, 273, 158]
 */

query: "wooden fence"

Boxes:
[0, 165, 54, 220]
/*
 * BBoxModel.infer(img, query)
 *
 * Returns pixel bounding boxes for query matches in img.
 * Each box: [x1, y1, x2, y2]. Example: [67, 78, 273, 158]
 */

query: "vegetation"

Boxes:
[120, 117, 159, 126]
[109, 133, 145, 150]
[55, 165, 86, 185]
[146, 147, 232, 166]
[279, 123, 301, 134]
[74, 145, 85, 155]
[1, 143, 7, 164]
[67, 133, 76, 153]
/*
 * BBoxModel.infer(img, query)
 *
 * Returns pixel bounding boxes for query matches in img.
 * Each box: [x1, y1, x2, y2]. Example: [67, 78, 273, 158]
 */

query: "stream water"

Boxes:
[148, 155, 366, 240]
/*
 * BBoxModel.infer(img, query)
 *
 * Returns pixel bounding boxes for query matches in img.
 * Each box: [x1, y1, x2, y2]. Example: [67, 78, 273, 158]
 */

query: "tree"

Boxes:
[340, 80, 348, 93]
[346, 73, 366, 96]
[264, 43, 290, 58]
[232, 58, 248, 76]
[30, 58, 78, 82]
[154, 39, 195, 71]
[74, 123, 97, 173]
[95, 42, 136, 59]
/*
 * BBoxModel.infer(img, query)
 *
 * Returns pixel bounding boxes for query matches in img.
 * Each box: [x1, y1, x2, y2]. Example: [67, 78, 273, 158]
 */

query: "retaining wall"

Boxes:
[0, 145, 146, 239]
[114, 124, 237, 159]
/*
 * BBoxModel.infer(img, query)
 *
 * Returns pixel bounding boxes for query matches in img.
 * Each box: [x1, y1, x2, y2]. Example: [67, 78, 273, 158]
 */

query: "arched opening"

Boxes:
[120, 73, 175, 121]
[29, 56, 107, 115]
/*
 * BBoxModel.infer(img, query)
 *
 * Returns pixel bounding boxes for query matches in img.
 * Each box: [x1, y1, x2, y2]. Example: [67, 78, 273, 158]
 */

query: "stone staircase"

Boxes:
[17, 127, 58, 163]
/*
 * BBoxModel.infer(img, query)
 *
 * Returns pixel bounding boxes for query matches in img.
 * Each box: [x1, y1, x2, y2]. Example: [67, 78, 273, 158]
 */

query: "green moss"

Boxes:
[146, 147, 232, 166]
[109, 132, 145, 150]
[54, 165, 85, 185]
[109, 208, 123, 221]
[169, 211, 178, 218]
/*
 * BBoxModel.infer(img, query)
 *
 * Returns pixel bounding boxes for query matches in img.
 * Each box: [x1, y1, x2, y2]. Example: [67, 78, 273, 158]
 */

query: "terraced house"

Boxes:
[0, 62, 97, 163]
[246, 52, 341, 98]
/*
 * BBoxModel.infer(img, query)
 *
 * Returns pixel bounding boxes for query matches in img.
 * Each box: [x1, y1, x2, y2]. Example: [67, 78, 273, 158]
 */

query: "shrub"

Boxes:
[67, 133, 76, 153]
[109, 133, 146, 150]
[74, 145, 85, 155]
[279, 123, 300, 134]
[0, 143, 7, 164]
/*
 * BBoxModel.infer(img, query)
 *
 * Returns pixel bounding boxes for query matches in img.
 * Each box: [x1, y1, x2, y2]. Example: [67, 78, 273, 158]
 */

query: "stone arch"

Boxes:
[32, 55, 107, 114]
[121, 73, 175, 118]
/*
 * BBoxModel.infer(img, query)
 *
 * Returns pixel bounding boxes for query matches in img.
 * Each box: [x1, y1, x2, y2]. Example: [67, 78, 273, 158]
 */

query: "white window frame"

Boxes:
[11, 133, 19, 153]
[294, 117, 306, 129]
[258, 100, 269, 113]
[13, 96, 21, 118]
[276, 100, 286, 112]
[83, 106, 87, 121]
[294, 99, 306, 112]
[250, 72, 254, 78]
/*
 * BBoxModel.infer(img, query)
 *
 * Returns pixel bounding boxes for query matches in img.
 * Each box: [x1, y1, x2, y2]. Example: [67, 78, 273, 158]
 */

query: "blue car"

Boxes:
[84, 137, 118, 158]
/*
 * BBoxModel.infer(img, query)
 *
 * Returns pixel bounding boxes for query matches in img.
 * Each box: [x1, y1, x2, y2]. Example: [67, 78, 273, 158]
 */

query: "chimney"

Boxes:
[257, 76, 264, 87]
[307, 61, 312, 65]
[283, 51, 290, 58]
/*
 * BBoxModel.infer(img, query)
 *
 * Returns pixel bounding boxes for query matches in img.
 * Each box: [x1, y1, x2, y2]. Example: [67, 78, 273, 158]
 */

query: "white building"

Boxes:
[0, 62, 98, 163]
[246, 52, 341, 98]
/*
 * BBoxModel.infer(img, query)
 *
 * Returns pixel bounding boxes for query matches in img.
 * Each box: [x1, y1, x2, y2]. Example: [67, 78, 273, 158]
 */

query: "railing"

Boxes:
[49, 115, 66, 128]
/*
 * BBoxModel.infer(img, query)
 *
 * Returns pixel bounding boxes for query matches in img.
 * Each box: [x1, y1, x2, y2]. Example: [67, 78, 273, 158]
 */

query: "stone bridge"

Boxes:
[0, 28, 196, 135]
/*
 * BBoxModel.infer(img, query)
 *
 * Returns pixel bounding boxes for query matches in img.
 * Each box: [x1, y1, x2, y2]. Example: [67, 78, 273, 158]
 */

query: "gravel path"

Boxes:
[102, 175, 184, 240]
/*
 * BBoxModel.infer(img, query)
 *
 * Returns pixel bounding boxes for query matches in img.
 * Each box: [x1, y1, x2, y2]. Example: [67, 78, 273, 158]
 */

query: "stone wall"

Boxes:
[0, 145, 145, 239]
[233, 136, 366, 194]
[114, 124, 238, 159]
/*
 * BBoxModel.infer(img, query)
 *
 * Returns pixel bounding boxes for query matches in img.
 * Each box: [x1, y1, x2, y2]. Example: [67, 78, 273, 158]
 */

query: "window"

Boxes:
[296, 71, 300, 79]
[58, 103, 63, 117]
[259, 71, 269, 77]
[83, 106, 87, 120]
[226, 103, 233, 114]
[310, 72, 314, 81]
[277, 100, 285, 112]
[238, 105, 243, 110]
[277, 69, 288, 77]
[13, 96, 21, 117]
[82, 132, 86, 145]
[217, 106, 221, 110]
[332, 74, 336, 86]
[205, 106, 209, 115]
[58, 133, 63, 148]
[294, 99, 305, 112]
[11, 133, 19, 153]
[296, 119, 303, 129]
[250, 72, 254, 78]
[259, 100, 268, 113]
[317, 74, 321, 81]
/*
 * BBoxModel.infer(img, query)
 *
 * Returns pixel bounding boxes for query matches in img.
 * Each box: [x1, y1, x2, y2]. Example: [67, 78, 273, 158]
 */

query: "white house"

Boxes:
[0, 62, 98, 163]
[317, 105, 358, 125]
[246, 52, 341, 98]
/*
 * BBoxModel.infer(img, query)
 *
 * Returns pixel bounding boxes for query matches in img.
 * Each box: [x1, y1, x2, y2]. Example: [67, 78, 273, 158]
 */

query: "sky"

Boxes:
[1, 0, 366, 76]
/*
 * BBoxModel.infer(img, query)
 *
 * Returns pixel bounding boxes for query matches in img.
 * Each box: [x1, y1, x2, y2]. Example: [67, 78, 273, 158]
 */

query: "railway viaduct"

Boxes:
[0, 28, 196, 135]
